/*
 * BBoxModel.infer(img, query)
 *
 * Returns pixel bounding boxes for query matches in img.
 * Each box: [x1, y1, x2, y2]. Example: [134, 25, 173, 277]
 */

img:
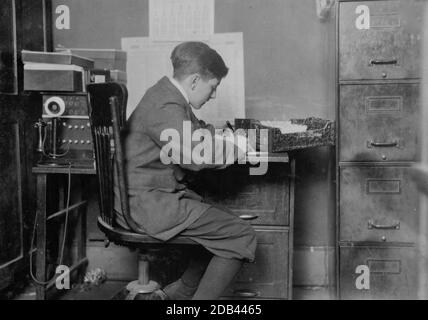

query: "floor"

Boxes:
[13, 281, 128, 300]
[13, 282, 333, 300]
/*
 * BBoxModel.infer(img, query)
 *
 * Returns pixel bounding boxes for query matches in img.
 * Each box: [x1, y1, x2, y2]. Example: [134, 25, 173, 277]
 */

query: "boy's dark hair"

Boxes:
[171, 42, 229, 81]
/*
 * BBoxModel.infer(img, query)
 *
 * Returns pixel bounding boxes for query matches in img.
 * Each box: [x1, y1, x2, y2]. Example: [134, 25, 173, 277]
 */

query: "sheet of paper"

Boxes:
[149, 0, 214, 40]
[121, 33, 245, 124]
[260, 120, 308, 134]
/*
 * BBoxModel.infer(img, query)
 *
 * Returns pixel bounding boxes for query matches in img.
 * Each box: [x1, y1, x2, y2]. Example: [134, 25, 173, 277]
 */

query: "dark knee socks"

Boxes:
[192, 256, 243, 300]
[162, 278, 198, 300]
[163, 256, 244, 300]
[163, 256, 209, 300]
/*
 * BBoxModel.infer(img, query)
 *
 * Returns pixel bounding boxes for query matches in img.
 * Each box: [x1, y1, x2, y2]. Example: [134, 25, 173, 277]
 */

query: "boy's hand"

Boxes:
[234, 128, 247, 137]
[222, 128, 234, 137]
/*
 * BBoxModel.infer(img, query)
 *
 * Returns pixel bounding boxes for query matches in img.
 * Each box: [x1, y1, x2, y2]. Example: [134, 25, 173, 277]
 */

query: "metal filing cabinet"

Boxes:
[200, 162, 294, 299]
[337, 0, 423, 299]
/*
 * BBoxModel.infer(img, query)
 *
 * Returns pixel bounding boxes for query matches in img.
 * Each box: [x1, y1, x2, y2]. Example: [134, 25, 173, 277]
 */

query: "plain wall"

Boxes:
[52, 0, 337, 292]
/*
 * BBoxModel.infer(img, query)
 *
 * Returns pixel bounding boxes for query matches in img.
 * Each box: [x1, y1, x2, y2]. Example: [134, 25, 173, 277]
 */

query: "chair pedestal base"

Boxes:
[125, 280, 161, 300]
[124, 249, 161, 300]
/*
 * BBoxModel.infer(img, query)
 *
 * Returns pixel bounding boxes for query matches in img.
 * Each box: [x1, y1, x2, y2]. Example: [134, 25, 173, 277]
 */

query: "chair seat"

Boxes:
[97, 217, 198, 246]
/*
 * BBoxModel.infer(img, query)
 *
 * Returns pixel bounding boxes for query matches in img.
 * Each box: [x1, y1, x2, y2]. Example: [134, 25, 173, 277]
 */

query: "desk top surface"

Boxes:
[32, 165, 96, 175]
[32, 153, 289, 175]
[245, 152, 289, 163]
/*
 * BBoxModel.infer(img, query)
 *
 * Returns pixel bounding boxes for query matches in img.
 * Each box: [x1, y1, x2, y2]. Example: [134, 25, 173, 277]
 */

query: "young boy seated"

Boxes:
[115, 41, 257, 300]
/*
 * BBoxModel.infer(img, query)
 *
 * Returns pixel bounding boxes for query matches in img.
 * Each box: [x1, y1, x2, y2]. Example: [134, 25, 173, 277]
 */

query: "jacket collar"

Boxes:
[168, 76, 190, 104]
[159, 76, 190, 107]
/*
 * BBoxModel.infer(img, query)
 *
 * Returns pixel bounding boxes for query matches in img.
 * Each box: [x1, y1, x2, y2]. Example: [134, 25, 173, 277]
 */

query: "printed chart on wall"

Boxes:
[122, 33, 246, 124]
[149, 0, 214, 40]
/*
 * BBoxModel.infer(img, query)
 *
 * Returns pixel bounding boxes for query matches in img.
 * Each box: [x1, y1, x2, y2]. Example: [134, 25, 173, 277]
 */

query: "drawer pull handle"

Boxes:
[239, 214, 259, 221]
[233, 290, 259, 298]
[370, 59, 398, 66]
[368, 219, 400, 230]
[367, 140, 399, 148]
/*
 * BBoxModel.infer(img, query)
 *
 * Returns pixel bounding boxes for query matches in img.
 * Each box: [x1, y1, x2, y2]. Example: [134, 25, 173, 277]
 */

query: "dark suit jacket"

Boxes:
[115, 76, 222, 240]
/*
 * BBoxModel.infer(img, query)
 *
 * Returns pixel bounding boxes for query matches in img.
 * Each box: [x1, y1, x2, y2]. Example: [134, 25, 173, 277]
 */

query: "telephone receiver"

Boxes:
[34, 119, 46, 153]
[34, 118, 60, 158]
[36, 97, 66, 158]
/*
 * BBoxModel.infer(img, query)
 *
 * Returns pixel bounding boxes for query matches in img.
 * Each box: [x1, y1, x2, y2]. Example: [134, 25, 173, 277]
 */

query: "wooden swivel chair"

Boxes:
[86, 82, 197, 300]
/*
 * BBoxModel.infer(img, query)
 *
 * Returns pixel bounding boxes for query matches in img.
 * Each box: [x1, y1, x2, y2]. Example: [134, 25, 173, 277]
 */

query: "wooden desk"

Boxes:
[32, 166, 95, 300]
[200, 153, 295, 299]
[32, 154, 294, 300]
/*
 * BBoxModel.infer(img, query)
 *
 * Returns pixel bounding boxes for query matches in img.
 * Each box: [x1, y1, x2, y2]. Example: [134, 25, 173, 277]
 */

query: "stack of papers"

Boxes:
[260, 120, 307, 134]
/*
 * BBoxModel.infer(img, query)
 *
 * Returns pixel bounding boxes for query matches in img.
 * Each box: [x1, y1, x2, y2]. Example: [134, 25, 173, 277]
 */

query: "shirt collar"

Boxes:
[168, 76, 190, 104]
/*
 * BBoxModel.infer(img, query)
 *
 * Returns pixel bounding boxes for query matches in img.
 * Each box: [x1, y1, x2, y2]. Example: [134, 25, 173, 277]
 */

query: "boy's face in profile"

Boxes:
[189, 75, 220, 109]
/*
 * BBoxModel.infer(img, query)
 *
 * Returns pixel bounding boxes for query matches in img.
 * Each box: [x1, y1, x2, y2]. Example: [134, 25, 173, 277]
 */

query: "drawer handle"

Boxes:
[368, 219, 400, 230]
[233, 290, 259, 298]
[367, 140, 399, 148]
[370, 59, 398, 66]
[239, 214, 259, 221]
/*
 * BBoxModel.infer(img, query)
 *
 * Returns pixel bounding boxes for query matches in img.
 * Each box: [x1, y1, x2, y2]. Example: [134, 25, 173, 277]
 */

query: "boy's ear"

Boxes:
[190, 73, 200, 89]
[192, 73, 201, 83]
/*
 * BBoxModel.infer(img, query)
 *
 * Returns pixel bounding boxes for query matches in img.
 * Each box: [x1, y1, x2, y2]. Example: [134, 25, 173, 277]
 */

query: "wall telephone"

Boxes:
[35, 93, 94, 168]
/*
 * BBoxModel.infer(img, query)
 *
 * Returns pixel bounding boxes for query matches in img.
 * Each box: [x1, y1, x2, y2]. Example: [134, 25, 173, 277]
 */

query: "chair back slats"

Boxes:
[109, 96, 146, 234]
[93, 126, 106, 223]
[100, 126, 113, 225]
[87, 82, 145, 234]
[87, 83, 124, 227]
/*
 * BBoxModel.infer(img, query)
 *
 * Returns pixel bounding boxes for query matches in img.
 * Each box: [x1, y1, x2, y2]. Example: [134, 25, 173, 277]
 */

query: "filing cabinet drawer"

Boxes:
[339, 0, 423, 80]
[340, 166, 418, 243]
[339, 83, 420, 162]
[200, 163, 290, 226]
[339, 245, 416, 299]
[223, 228, 289, 299]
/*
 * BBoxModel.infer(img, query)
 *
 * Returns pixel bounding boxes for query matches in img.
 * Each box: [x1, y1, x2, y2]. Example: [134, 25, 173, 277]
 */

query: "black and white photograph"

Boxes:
[1, 0, 428, 308]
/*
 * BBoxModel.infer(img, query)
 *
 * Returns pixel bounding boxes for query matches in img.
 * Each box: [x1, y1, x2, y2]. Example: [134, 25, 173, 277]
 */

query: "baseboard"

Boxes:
[293, 246, 336, 287]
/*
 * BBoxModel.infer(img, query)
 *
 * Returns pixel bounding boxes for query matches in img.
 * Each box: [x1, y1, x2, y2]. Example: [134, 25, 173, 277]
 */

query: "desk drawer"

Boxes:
[339, 166, 418, 243]
[223, 228, 289, 299]
[339, 245, 416, 299]
[339, 83, 420, 162]
[339, 0, 423, 80]
[200, 164, 290, 226]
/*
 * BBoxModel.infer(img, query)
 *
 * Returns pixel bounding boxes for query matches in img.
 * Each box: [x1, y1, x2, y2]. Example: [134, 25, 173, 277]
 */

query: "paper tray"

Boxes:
[235, 117, 336, 153]
[22, 50, 94, 69]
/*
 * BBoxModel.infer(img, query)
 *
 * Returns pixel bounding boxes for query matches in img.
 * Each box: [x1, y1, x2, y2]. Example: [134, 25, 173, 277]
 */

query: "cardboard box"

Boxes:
[90, 69, 127, 84]
[110, 70, 127, 83]
[24, 69, 83, 92]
